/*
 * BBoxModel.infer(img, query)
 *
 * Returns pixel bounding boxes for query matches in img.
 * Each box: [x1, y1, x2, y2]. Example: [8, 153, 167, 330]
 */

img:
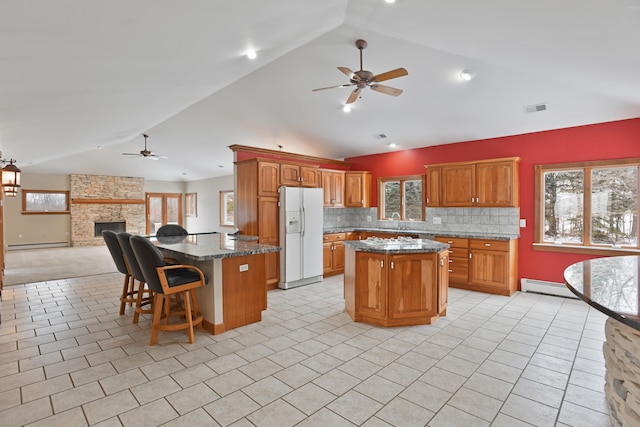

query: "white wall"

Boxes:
[184, 175, 234, 233]
[144, 180, 185, 193]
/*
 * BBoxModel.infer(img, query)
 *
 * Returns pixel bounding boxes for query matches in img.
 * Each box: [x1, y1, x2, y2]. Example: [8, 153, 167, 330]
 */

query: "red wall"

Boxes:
[345, 118, 640, 284]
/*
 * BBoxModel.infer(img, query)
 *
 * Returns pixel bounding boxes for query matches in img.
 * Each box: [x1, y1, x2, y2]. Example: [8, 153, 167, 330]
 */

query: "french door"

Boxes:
[146, 193, 182, 235]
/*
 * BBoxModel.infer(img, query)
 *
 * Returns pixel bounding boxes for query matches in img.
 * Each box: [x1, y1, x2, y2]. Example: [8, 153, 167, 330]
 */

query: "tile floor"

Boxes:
[0, 273, 612, 426]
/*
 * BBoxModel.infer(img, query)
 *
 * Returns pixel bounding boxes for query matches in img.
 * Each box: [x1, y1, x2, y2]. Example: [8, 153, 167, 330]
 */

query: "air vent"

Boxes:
[378, 133, 387, 139]
[523, 103, 547, 114]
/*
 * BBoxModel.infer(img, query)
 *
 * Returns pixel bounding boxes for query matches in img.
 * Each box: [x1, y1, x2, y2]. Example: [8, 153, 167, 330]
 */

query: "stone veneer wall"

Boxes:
[70, 174, 145, 247]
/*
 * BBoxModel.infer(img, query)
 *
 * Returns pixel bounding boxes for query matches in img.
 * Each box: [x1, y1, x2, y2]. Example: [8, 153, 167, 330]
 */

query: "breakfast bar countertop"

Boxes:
[154, 232, 280, 262]
[343, 238, 449, 254]
[323, 227, 519, 241]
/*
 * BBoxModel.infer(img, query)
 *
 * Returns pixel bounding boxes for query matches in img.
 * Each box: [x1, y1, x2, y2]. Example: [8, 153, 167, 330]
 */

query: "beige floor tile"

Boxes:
[295, 408, 355, 427]
[283, 382, 336, 415]
[99, 368, 148, 395]
[399, 380, 451, 413]
[245, 399, 306, 427]
[354, 375, 404, 404]
[51, 381, 105, 413]
[327, 390, 383, 425]
[274, 363, 320, 389]
[120, 397, 179, 427]
[313, 368, 360, 396]
[70, 362, 118, 386]
[204, 390, 260, 426]
[82, 390, 139, 425]
[0, 397, 53, 426]
[500, 394, 559, 427]
[170, 363, 218, 389]
[376, 396, 434, 426]
[22, 374, 73, 403]
[206, 369, 254, 397]
[448, 387, 503, 421]
[242, 376, 292, 406]
[420, 366, 467, 393]
[512, 377, 565, 408]
[160, 407, 218, 427]
[238, 357, 283, 381]
[557, 401, 611, 427]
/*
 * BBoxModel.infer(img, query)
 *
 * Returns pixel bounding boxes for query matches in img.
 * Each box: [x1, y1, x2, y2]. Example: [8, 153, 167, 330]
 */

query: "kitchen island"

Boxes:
[343, 238, 450, 327]
[564, 255, 640, 427]
[154, 233, 280, 334]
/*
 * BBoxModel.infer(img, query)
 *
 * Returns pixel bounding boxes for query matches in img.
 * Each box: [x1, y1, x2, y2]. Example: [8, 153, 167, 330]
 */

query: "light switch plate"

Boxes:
[520, 219, 526, 227]
[239, 264, 249, 272]
[433, 217, 442, 225]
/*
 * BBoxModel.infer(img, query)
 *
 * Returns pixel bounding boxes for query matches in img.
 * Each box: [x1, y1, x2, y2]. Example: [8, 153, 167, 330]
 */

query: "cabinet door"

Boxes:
[323, 242, 333, 275]
[469, 249, 509, 289]
[441, 164, 475, 207]
[437, 251, 449, 315]
[258, 197, 279, 287]
[280, 164, 300, 186]
[355, 252, 386, 320]
[331, 172, 345, 206]
[345, 172, 371, 207]
[388, 254, 437, 320]
[426, 166, 442, 207]
[332, 241, 345, 270]
[476, 160, 518, 207]
[258, 161, 280, 197]
[300, 166, 319, 188]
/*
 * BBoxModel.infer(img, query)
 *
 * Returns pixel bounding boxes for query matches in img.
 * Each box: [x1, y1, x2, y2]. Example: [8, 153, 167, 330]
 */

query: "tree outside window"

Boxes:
[220, 190, 234, 226]
[378, 175, 425, 221]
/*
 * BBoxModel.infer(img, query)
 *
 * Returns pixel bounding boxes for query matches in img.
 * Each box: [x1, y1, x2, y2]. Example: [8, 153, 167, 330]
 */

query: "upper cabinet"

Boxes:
[426, 157, 520, 207]
[257, 160, 280, 197]
[280, 162, 319, 187]
[321, 169, 345, 207]
[345, 171, 372, 207]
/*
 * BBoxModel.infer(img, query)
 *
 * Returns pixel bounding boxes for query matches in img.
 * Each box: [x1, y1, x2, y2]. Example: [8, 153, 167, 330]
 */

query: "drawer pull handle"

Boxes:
[484, 243, 491, 247]
[448, 269, 453, 273]
[448, 259, 453, 263]
[447, 241, 453, 244]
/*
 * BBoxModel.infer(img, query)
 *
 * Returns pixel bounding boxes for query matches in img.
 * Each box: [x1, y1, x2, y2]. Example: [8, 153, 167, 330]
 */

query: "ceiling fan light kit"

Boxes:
[313, 39, 408, 105]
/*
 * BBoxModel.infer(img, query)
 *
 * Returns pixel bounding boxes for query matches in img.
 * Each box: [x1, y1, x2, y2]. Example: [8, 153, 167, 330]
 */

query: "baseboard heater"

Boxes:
[521, 278, 578, 299]
[7, 242, 70, 251]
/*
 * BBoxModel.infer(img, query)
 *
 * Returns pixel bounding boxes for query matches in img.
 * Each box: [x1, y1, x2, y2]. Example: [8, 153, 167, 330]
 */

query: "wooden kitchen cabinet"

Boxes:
[255, 160, 280, 197]
[436, 235, 518, 296]
[437, 251, 449, 315]
[281, 162, 319, 188]
[426, 166, 442, 207]
[426, 157, 520, 207]
[344, 171, 372, 207]
[345, 247, 448, 327]
[323, 232, 346, 276]
[321, 170, 345, 207]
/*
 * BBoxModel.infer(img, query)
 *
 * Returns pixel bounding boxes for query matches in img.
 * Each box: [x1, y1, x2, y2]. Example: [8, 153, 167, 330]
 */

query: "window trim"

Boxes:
[534, 157, 640, 255]
[220, 190, 235, 227]
[185, 192, 197, 217]
[22, 190, 70, 214]
[377, 174, 426, 221]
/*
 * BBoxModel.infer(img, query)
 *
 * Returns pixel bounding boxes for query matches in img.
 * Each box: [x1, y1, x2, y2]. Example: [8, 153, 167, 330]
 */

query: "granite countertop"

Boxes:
[343, 238, 449, 254]
[564, 255, 640, 331]
[155, 232, 280, 261]
[324, 227, 519, 241]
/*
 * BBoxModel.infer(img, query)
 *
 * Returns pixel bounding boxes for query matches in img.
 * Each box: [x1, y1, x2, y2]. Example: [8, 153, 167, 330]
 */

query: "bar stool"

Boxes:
[117, 232, 154, 323]
[102, 230, 135, 315]
[130, 235, 206, 345]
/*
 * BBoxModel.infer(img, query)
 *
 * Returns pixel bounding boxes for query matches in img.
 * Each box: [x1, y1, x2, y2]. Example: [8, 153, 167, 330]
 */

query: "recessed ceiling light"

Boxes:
[388, 142, 397, 148]
[246, 50, 257, 60]
[460, 70, 477, 81]
[385, 0, 396, 3]
[343, 105, 352, 113]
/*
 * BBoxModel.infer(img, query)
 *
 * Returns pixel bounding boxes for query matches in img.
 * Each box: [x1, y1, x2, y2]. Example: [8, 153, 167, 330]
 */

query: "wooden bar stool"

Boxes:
[117, 232, 154, 323]
[129, 235, 206, 345]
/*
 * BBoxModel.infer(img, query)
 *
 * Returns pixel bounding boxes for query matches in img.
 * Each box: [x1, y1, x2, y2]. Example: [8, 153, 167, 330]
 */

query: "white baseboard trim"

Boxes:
[7, 242, 70, 251]
[521, 278, 578, 299]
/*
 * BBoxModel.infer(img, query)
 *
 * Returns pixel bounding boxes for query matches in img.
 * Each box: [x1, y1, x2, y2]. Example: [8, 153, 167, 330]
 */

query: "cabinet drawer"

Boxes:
[435, 237, 469, 248]
[470, 239, 510, 251]
[447, 248, 469, 258]
[448, 256, 469, 268]
[324, 233, 346, 242]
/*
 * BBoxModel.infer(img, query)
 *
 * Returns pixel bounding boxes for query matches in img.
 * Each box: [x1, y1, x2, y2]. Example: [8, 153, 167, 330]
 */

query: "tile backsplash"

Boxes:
[323, 207, 520, 236]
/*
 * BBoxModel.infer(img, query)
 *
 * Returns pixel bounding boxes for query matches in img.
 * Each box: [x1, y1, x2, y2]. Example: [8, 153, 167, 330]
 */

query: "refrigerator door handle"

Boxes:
[300, 207, 305, 237]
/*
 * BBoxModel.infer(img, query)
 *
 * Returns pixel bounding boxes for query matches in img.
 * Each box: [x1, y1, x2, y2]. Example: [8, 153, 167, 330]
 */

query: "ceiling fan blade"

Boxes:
[312, 83, 354, 92]
[370, 84, 403, 97]
[338, 66, 361, 82]
[371, 67, 408, 83]
[345, 87, 361, 104]
[122, 153, 141, 156]
[148, 156, 160, 161]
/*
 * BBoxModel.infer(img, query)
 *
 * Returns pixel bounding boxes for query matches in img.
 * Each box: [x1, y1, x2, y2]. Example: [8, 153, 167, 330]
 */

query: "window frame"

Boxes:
[185, 192, 197, 217]
[377, 174, 426, 221]
[22, 190, 70, 214]
[220, 190, 235, 227]
[534, 157, 640, 255]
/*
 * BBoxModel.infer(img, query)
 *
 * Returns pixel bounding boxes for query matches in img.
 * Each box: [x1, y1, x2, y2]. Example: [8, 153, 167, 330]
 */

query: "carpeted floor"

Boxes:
[3, 245, 117, 286]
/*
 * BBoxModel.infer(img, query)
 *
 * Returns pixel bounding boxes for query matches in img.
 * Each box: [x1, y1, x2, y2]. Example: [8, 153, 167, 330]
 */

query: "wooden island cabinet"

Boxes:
[343, 240, 450, 327]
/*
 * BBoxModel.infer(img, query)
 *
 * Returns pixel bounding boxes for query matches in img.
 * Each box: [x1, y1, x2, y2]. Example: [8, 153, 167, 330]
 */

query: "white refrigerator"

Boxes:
[278, 186, 324, 289]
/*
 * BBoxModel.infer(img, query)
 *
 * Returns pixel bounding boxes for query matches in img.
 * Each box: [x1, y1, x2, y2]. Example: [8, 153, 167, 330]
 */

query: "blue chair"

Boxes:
[130, 235, 205, 345]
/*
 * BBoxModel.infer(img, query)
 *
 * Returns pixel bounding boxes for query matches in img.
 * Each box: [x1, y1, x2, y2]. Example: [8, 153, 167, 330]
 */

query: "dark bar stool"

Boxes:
[130, 235, 206, 345]
[117, 232, 154, 323]
[102, 230, 135, 315]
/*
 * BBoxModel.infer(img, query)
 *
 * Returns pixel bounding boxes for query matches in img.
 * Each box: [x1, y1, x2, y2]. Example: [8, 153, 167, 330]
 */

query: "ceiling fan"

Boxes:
[312, 39, 408, 105]
[122, 134, 167, 160]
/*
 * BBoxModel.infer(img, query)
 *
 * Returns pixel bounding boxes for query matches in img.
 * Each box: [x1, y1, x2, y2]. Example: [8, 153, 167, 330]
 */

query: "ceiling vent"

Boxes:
[523, 103, 547, 114]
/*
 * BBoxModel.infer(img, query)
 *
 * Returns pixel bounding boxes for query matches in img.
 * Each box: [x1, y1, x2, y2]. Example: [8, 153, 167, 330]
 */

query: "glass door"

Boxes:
[146, 193, 183, 235]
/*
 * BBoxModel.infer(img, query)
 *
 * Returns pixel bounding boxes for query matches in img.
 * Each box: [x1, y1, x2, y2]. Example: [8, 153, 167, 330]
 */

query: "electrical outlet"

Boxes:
[433, 217, 441, 225]
[239, 264, 249, 272]
[367, 216, 372, 222]
[520, 219, 527, 227]
[337, 215, 340, 222]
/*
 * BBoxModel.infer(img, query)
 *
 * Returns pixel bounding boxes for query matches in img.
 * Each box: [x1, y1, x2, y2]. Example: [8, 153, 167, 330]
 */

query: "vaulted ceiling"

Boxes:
[2, 0, 640, 181]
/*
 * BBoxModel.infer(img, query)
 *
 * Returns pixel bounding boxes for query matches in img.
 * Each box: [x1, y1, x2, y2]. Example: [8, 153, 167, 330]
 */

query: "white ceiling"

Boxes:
[2, 0, 640, 182]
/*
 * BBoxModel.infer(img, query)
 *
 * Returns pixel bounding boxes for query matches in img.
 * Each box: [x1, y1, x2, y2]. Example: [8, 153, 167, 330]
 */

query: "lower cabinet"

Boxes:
[323, 233, 346, 276]
[345, 247, 448, 327]
[436, 236, 518, 296]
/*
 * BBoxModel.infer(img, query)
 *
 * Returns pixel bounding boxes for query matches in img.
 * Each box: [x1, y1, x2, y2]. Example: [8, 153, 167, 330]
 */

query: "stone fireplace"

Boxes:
[70, 174, 145, 247]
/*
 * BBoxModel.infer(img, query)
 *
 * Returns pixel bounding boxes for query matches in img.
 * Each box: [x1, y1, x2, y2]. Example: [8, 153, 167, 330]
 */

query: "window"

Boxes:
[22, 190, 70, 214]
[220, 190, 234, 226]
[146, 193, 182, 235]
[378, 175, 425, 221]
[535, 158, 640, 253]
[185, 193, 197, 217]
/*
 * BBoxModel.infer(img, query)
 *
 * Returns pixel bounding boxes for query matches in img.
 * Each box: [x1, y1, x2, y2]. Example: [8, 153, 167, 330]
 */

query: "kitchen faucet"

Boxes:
[391, 212, 401, 229]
